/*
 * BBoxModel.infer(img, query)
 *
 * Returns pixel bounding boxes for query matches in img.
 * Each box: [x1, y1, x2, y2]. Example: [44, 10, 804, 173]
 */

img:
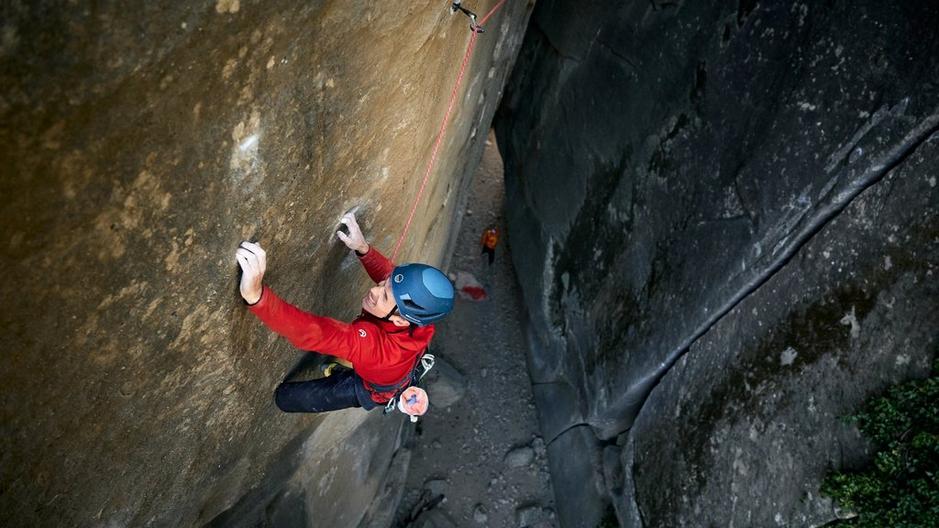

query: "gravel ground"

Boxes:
[392, 133, 557, 528]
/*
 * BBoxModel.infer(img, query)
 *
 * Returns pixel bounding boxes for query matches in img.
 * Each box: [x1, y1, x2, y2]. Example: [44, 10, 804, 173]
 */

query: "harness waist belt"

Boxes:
[366, 375, 412, 394]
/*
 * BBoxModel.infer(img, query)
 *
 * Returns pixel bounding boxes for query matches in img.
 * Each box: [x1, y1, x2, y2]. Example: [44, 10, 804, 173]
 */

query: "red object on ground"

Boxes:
[481, 226, 499, 250]
[461, 285, 488, 300]
[452, 270, 488, 301]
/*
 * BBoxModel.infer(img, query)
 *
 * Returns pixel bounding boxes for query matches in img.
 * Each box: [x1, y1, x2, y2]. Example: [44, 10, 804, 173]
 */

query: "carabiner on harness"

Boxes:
[451, 1, 485, 33]
[418, 353, 436, 381]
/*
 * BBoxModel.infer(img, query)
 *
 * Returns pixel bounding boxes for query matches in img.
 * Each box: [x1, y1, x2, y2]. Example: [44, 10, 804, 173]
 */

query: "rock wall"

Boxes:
[495, 0, 938, 526]
[0, 1, 531, 526]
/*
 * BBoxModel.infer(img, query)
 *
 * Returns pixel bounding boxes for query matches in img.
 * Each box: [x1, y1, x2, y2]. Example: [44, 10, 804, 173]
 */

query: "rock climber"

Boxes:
[480, 224, 499, 266]
[234, 212, 454, 415]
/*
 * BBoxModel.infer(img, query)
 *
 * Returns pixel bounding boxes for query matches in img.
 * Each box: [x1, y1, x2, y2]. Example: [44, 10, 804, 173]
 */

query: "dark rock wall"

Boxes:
[496, 0, 938, 526]
[0, 1, 531, 526]
[629, 136, 937, 527]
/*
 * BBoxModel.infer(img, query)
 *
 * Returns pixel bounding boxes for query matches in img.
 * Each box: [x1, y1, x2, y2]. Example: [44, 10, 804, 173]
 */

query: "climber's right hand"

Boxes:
[337, 212, 369, 254]
[235, 241, 266, 305]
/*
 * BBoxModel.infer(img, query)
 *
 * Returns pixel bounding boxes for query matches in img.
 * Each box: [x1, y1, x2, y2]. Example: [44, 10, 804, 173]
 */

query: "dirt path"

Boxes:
[393, 133, 557, 528]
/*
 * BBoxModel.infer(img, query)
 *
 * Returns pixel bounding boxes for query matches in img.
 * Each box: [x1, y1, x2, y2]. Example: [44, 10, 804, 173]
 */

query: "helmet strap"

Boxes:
[381, 305, 399, 321]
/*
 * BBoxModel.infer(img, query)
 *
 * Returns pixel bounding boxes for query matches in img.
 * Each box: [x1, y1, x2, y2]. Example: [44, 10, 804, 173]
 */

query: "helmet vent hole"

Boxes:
[402, 299, 424, 311]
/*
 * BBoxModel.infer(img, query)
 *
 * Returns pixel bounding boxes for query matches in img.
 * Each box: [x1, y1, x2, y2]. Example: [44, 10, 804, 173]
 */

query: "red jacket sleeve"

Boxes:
[247, 287, 375, 364]
[357, 246, 394, 283]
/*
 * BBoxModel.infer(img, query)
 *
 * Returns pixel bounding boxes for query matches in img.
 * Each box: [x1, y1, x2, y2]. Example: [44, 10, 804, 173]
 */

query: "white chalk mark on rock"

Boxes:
[839, 306, 860, 339]
[780, 347, 798, 366]
[239, 134, 258, 152]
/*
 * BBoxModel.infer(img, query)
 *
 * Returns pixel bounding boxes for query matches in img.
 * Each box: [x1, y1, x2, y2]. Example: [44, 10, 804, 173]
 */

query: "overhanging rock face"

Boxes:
[496, 0, 937, 525]
[0, 1, 531, 525]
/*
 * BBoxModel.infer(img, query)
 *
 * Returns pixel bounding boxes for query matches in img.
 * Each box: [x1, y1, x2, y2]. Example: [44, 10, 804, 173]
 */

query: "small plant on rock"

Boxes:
[820, 359, 938, 527]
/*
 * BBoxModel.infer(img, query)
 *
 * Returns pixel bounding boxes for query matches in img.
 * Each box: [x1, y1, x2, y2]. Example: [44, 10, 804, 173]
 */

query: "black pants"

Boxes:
[274, 368, 377, 413]
[481, 246, 495, 265]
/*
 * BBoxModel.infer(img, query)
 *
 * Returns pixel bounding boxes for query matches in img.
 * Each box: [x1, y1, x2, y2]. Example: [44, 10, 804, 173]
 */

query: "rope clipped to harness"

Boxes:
[384, 353, 436, 422]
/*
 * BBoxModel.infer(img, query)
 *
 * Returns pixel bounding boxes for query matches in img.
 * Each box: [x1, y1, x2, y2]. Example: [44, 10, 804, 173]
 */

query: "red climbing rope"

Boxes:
[477, 0, 507, 26]
[391, 0, 509, 262]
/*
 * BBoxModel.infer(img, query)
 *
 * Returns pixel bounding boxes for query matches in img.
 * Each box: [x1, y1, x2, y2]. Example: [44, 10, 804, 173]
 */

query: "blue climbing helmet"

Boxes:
[389, 263, 455, 326]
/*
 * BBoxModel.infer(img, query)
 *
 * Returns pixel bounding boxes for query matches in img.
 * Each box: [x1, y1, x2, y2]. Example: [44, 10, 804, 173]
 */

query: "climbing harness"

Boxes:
[390, 0, 508, 262]
[382, 352, 437, 421]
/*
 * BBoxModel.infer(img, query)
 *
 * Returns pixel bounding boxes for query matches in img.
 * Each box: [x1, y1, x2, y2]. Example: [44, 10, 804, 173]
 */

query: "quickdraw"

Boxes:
[451, 1, 485, 33]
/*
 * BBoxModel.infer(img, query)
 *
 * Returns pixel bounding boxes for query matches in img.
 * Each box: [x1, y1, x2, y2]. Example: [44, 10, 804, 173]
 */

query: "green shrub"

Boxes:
[820, 360, 938, 527]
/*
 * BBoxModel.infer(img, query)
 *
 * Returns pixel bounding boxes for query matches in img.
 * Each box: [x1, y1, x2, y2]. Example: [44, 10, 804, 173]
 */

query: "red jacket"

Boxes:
[248, 247, 434, 403]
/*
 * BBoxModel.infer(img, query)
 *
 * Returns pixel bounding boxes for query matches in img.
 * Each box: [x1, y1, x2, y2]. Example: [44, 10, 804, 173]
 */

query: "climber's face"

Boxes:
[362, 279, 399, 319]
